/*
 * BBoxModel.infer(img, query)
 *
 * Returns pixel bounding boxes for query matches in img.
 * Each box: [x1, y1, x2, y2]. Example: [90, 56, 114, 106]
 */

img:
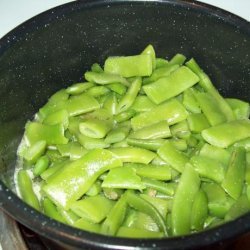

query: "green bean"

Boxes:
[131, 95, 156, 112]
[101, 194, 127, 235]
[107, 83, 127, 95]
[129, 121, 171, 140]
[110, 147, 156, 164]
[33, 155, 49, 176]
[186, 58, 235, 121]
[104, 54, 153, 77]
[170, 120, 190, 139]
[86, 180, 102, 196]
[91, 63, 103, 73]
[155, 58, 169, 68]
[74, 218, 101, 233]
[23, 140, 46, 164]
[86, 86, 110, 97]
[141, 44, 156, 69]
[131, 98, 188, 131]
[201, 120, 250, 148]
[182, 88, 201, 113]
[187, 113, 210, 133]
[42, 197, 65, 223]
[85, 71, 128, 85]
[157, 141, 189, 173]
[79, 119, 112, 139]
[66, 82, 94, 95]
[57, 142, 88, 160]
[125, 190, 168, 236]
[102, 167, 145, 190]
[171, 164, 200, 236]
[105, 126, 130, 144]
[226, 98, 249, 120]
[125, 163, 172, 181]
[169, 53, 186, 65]
[70, 195, 115, 223]
[17, 170, 40, 211]
[116, 77, 141, 113]
[142, 178, 174, 196]
[43, 149, 122, 209]
[114, 109, 136, 123]
[126, 138, 166, 151]
[190, 155, 225, 183]
[143, 66, 199, 104]
[222, 148, 246, 200]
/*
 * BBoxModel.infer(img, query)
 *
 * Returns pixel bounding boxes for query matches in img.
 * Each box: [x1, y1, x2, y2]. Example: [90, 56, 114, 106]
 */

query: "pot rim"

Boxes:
[0, 1, 249, 249]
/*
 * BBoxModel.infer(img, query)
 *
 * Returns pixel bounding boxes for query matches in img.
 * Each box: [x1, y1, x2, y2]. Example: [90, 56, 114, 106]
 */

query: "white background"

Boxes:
[0, 0, 249, 39]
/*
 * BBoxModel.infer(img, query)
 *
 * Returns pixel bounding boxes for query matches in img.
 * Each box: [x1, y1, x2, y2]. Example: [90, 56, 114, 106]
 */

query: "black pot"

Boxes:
[0, 1, 249, 249]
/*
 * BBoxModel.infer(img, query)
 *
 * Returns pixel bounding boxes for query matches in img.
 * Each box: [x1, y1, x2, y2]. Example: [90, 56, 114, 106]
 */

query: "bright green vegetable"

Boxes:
[104, 54, 153, 77]
[171, 164, 200, 236]
[125, 190, 168, 236]
[70, 195, 114, 223]
[143, 66, 199, 104]
[102, 167, 145, 190]
[157, 141, 189, 173]
[116, 77, 141, 113]
[110, 147, 156, 164]
[129, 121, 171, 140]
[66, 82, 94, 95]
[131, 98, 188, 131]
[33, 155, 49, 176]
[202, 120, 250, 148]
[222, 148, 246, 200]
[17, 170, 40, 211]
[43, 149, 122, 209]
[23, 140, 46, 164]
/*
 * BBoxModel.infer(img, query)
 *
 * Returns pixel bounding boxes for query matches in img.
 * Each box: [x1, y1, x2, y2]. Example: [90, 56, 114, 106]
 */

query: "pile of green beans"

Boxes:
[16, 45, 250, 238]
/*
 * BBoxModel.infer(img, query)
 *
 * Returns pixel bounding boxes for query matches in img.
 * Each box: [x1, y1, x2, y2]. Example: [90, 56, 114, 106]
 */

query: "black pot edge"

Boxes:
[0, 0, 250, 249]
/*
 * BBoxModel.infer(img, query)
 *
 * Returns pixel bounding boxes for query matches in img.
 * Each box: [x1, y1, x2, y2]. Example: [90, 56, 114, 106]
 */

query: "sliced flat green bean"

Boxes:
[107, 83, 127, 95]
[110, 147, 156, 164]
[182, 88, 201, 113]
[169, 53, 186, 65]
[131, 98, 188, 130]
[114, 109, 136, 123]
[129, 121, 171, 139]
[104, 54, 153, 77]
[226, 98, 249, 120]
[141, 44, 156, 69]
[125, 190, 168, 236]
[17, 170, 40, 211]
[171, 164, 200, 236]
[85, 71, 128, 85]
[23, 140, 46, 164]
[42, 197, 65, 223]
[66, 82, 94, 95]
[33, 155, 49, 176]
[157, 141, 189, 173]
[74, 218, 101, 233]
[116, 77, 141, 113]
[191, 190, 208, 231]
[43, 109, 69, 129]
[190, 155, 225, 183]
[187, 113, 210, 133]
[186, 58, 235, 121]
[131, 95, 156, 112]
[86, 86, 110, 97]
[43, 149, 122, 209]
[194, 92, 227, 126]
[91, 63, 103, 73]
[79, 119, 112, 139]
[155, 58, 169, 68]
[101, 194, 128, 236]
[126, 138, 166, 151]
[143, 66, 199, 104]
[222, 148, 246, 200]
[105, 126, 130, 144]
[201, 120, 250, 148]
[70, 195, 115, 223]
[102, 167, 145, 190]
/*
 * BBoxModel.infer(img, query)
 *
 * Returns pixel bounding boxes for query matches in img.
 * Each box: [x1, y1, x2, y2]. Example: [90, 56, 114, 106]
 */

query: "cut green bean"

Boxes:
[131, 98, 188, 130]
[104, 54, 153, 77]
[17, 170, 40, 211]
[201, 120, 250, 148]
[143, 66, 198, 104]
